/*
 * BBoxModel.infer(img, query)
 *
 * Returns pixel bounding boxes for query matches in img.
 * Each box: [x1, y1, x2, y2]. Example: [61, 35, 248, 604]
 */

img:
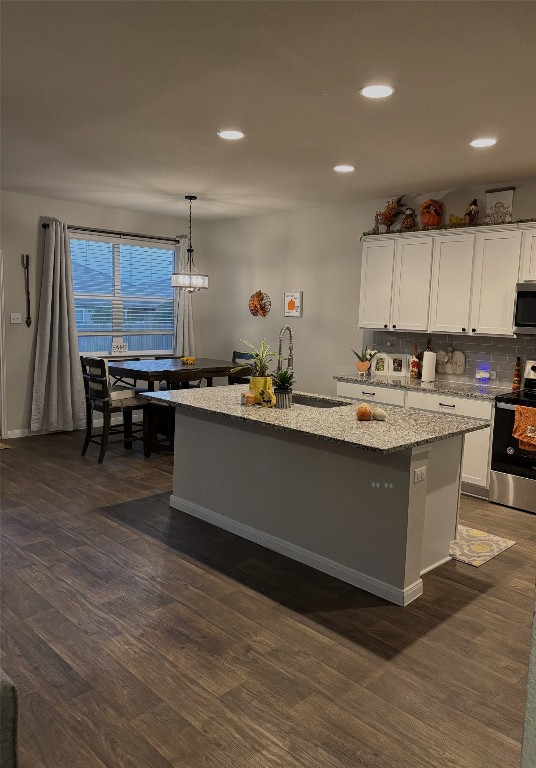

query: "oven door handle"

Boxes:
[495, 403, 517, 410]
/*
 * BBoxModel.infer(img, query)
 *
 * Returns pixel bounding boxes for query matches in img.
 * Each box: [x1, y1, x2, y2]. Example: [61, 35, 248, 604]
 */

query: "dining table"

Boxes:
[107, 357, 238, 390]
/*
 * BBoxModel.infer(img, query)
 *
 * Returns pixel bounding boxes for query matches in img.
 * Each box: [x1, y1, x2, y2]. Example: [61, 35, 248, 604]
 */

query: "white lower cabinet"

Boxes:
[405, 391, 493, 489]
[336, 382, 406, 406]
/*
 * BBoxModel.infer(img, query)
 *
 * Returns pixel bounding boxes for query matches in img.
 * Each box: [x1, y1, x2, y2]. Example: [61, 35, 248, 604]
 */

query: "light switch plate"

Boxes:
[10, 313, 22, 324]
[414, 467, 426, 483]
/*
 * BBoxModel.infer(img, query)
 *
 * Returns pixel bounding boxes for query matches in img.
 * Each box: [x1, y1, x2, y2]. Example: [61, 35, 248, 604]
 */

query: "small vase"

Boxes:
[355, 360, 370, 379]
[274, 389, 292, 409]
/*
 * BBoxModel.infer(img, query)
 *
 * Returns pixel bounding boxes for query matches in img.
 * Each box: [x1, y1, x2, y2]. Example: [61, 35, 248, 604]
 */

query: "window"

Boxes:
[70, 236, 175, 355]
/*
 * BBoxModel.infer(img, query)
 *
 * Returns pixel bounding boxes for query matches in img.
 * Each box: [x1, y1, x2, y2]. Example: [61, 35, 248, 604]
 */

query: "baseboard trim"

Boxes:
[169, 494, 423, 606]
[7, 413, 143, 439]
[420, 555, 451, 576]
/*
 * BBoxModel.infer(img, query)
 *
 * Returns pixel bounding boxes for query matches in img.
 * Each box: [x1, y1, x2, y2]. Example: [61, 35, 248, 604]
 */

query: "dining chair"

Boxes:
[80, 356, 150, 464]
[228, 351, 254, 385]
[146, 368, 203, 456]
[107, 357, 141, 388]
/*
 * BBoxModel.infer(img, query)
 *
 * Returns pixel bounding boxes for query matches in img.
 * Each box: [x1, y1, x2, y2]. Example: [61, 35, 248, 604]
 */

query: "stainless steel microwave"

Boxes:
[514, 281, 536, 335]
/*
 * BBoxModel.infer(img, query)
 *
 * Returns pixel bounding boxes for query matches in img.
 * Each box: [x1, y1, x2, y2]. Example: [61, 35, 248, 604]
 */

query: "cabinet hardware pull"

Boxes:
[462, 327, 466, 332]
[472, 328, 476, 333]
[439, 402, 455, 408]
[362, 391, 376, 396]
[392, 324, 397, 329]
[383, 324, 388, 329]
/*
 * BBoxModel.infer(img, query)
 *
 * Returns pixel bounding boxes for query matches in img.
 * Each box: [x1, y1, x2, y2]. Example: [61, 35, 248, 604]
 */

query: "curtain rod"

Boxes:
[41, 222, 187, 243]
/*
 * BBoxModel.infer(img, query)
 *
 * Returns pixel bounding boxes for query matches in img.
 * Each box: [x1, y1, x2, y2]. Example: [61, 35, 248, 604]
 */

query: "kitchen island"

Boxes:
[143, 386, 490, 605]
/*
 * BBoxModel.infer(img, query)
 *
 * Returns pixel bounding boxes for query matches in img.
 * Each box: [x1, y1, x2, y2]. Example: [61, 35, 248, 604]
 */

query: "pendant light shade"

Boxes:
[172, 195, 208, 291]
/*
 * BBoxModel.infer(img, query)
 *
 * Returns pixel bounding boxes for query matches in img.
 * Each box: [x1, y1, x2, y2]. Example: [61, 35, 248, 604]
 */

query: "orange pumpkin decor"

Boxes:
[287, 298, 296, 312]
[421, 198, 444, 228]
[356, 403, 374, 421]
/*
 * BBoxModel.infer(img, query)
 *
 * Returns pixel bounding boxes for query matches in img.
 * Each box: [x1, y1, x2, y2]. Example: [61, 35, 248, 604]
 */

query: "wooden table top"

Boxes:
[107, 357, 236, 380]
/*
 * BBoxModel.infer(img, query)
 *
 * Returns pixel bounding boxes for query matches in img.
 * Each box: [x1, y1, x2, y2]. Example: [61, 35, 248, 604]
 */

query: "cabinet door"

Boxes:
[462, 427, 491, 488]
[358, 240, 395, 329]
[429, 235, 474, 333]
[520, 227, 536, 281]
[470, 230, 522, 336]
[391, 238, 433, 331]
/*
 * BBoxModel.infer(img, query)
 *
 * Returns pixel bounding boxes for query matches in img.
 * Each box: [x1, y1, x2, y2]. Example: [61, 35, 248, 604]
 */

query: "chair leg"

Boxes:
[81, 403, 92, 456]
[99, 409, 111, 464]
[206, 377, 213, 387]
[143, 407, 152, 459]
[123, 409, 133, 449]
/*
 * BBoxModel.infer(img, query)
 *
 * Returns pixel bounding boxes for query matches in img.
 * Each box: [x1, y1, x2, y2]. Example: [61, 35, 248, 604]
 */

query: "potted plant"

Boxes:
[351, 347, 377, 378]
[236, 338, 277, 404]
[271, 368, 295, 409]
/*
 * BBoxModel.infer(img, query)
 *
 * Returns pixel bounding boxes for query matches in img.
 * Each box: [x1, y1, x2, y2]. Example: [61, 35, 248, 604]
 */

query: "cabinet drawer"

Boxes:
[406, 390, 492, 419]
[337, 382, 406, 406]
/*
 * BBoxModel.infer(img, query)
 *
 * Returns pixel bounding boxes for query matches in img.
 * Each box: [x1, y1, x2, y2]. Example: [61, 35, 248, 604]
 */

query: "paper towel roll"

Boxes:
[421, 350, 437, 382]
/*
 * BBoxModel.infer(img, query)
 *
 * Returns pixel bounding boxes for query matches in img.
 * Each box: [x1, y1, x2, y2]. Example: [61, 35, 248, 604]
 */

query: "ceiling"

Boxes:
[2, 1, 536, 219]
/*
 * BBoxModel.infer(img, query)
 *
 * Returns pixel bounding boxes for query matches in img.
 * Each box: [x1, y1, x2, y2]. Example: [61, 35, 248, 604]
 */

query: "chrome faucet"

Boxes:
[277, 325, 294, 373]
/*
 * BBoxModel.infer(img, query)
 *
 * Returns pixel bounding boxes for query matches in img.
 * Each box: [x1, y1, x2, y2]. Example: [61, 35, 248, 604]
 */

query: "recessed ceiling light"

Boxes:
[333, 165, 355, 173]
[359, 84, 395, 99]
[469, 137, 497, 148]
[217, 130, 245, 140]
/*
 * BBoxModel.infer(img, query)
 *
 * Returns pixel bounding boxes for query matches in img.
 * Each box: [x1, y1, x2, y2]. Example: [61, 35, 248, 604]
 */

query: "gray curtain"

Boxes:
[173, 237, 196, 356]
[30, 219, 85, 432]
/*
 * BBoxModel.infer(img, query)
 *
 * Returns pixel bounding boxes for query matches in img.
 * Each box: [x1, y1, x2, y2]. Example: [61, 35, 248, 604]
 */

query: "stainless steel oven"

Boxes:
[514, 281, 536, 335]
[490, 372, 536, 513]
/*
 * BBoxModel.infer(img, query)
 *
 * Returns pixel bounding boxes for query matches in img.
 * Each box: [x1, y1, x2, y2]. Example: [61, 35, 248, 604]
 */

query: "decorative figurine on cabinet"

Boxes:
[401, 207, 416, 231]
[464, 199, 479, 225]
[375, 196, 405, 233]
[421, 198, 443, 228]
[448, 213, 465, 226]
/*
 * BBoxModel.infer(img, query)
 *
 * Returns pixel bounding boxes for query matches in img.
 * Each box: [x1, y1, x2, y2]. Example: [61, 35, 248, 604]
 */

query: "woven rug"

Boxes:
[450, 525, 516, 567]
[0, 442, 10, 449]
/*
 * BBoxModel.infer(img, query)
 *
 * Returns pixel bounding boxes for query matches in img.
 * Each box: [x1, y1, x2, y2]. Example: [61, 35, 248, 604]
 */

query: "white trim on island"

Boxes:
[170, 494, 424, 606]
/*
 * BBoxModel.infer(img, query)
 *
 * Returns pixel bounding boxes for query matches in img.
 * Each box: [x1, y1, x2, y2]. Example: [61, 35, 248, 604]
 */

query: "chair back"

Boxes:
[162, 368, 203, 390]
[80, 356, 111, 404]
[229, 351, 254, 383]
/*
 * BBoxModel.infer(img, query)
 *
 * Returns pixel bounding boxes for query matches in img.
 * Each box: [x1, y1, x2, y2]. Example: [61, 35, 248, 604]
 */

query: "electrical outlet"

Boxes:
[414, 467, 426, 483]
[10, 313, 22, 324]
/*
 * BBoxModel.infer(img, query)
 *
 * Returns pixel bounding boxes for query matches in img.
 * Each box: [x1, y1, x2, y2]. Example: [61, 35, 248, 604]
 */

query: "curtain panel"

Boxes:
[30, 219, 85, 432]
[173, 238, 196, 357]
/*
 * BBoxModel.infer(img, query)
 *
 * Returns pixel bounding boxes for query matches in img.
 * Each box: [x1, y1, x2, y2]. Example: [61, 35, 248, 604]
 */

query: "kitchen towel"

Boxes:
[421, 350, 437, 382]
[513, 405, 536, 451]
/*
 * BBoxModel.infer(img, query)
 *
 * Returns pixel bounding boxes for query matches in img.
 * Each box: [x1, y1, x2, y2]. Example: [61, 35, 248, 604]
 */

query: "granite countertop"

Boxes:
[142, 386, 490, 455]
[334, 373, 513, 400]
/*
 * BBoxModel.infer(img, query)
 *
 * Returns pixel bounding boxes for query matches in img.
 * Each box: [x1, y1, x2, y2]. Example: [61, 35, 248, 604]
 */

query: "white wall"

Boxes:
[0, 190, 197, 436]
[196, 200, 379, 397]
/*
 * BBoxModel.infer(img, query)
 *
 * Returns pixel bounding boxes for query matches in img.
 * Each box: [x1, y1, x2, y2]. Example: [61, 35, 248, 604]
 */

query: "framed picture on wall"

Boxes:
[284, 291, 303, 317]
[390, 353, 408, 376]
[372, 353, 391, 375]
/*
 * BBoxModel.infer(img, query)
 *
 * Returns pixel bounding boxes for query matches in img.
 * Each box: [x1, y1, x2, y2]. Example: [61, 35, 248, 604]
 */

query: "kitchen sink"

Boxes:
[292, 394, 347, 409]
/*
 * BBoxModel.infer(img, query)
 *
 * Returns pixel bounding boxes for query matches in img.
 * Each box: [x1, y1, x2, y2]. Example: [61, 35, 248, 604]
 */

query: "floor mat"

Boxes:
[450, 525, 516, 566]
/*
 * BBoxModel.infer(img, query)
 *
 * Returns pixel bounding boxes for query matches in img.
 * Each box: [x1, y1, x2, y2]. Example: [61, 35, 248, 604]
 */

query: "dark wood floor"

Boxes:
[1, 433, 535, 768]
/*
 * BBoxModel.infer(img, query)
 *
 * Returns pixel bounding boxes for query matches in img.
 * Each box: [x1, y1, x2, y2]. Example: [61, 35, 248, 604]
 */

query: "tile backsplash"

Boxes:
[367, 331, 536, 384]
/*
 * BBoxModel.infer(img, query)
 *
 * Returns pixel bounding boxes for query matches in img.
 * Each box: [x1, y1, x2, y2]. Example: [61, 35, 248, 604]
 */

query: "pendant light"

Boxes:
[171, 195, 209, 291]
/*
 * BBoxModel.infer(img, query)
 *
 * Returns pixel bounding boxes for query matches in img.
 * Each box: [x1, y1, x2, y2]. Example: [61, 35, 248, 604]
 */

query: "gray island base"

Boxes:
[143, 387, 490, 606]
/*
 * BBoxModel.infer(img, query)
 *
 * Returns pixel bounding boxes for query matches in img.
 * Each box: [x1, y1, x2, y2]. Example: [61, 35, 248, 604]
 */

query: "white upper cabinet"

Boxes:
[520, 225, 536, 281]
[470, 230, 522, 336]
[429, 235, 475, 333]
[358, 239, 395, 329]
[391, 238, 433, 331]
[359, 224, 528, 335]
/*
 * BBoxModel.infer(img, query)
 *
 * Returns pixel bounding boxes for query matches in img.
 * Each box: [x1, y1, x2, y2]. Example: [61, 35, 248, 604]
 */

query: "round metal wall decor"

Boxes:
[249, 290, 271, 317]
